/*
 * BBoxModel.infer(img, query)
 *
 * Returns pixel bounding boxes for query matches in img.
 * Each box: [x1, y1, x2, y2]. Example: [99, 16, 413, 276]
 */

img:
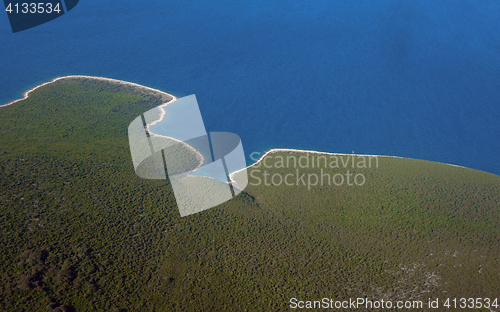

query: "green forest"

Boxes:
[0, 78, 499, 311]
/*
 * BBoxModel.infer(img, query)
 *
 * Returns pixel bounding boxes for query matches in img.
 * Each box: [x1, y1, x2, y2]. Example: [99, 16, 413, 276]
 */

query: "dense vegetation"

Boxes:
[0, 78, 498, 311]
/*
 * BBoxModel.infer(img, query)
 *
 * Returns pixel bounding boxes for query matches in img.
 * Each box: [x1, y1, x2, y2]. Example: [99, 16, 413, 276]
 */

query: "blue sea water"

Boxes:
[1, 0, 499, 175]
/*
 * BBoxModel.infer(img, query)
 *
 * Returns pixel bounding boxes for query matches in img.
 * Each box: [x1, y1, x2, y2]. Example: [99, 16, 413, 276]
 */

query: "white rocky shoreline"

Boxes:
[2, 76, 470, 188]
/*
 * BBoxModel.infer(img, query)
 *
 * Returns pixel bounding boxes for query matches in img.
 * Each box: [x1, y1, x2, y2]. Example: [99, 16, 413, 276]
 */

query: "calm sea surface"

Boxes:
[1, 0, 499, 174]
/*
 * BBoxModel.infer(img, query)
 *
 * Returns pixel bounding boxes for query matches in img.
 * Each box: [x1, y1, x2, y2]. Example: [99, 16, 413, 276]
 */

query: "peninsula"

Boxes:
[1, 77, 498, 311]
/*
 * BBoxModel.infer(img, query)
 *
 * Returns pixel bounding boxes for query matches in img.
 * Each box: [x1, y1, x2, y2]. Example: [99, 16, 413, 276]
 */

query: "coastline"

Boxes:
[1, 76, 473, 184]
[0, 75, 207, 174]
[144, 102, 206, 175]
[228, 148, 469, 186]
[0, 75, 177, 108]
